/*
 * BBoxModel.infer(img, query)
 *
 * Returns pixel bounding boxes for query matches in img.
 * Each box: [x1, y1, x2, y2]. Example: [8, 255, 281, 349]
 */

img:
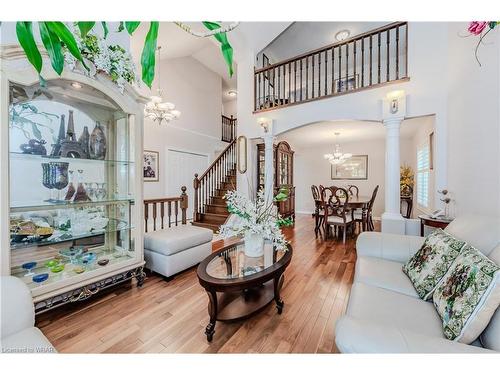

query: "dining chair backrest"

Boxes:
[311, 185, 320, 201]
[368, 185, 379, 212]
[347, 185, 359, 197]
[324, 187, 350, 221]
[320, 186, 334, 206]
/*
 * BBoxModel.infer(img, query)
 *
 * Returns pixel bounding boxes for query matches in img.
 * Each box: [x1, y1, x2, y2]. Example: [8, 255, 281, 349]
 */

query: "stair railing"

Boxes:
[221, 115, 237, 142]
[193, 139, 237, 221]
[144, 186, 188, 232]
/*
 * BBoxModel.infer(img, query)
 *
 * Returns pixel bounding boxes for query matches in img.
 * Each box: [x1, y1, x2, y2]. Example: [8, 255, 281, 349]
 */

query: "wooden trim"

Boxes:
[144, 186, 187, 232]
[198, 138, 236, 181]
[254, 77, 410, 114]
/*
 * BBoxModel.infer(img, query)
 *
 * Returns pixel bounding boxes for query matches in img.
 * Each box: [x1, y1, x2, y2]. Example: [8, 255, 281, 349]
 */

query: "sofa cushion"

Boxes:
[403, 229, 466, 300]
[480, 309, 500, 351]
[445, 214, 500, 256]
[433, 244, 500, 344]
[355, 256, 419, 298]
[0, 327, 56, 353]
[346, 282, 444, 338]
[144, 225, 213, 256]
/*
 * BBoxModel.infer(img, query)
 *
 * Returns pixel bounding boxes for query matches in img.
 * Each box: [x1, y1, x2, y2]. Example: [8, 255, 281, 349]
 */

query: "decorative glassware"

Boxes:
[95, 182, 107, 200]
[85, 182, 96, 201]
[41, 163, 55, 202]
[50, 162, 69, 202]
[59, 246, 83, 265]
[45, 259, 60, 270]
[73, 170, 90, 202]
[22, 261, 37, 276]
[89, 121, 107, 160]
[32, 273, 49, 285]
[65, 170, 76, 201]
[50, 264, 65, 273]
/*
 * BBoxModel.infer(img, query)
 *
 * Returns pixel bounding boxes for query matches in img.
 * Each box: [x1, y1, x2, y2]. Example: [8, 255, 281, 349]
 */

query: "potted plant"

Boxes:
[400, 165, 414, 197]
[219, 188, 293, 257]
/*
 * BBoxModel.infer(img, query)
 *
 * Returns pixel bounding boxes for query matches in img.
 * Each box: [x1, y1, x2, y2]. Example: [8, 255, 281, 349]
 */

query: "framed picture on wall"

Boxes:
[143, 150, 159, 182]
[331, 155, 368, 180]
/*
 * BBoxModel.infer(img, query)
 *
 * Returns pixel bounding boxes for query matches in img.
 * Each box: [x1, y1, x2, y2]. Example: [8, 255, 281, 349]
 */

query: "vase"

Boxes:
[78, 125, 90, 159]
[89, 121, 107, 160]
[244, 233, 265, 258]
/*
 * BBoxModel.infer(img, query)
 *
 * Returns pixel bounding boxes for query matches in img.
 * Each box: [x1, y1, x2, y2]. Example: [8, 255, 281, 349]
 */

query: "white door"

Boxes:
[166, 149, 209, 220]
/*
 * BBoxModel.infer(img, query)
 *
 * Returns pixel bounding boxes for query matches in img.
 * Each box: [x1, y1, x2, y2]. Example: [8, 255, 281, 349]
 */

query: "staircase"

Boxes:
[192, 139, 237, 232]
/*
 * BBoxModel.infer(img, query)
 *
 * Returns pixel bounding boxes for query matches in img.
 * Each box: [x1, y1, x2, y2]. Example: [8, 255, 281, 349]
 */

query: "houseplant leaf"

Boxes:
[45, 22, 87, 69]
[125, 21, 141, 35]
[202, 21, 234, 77]
[77, 22, 95, 37]
[16, 22, 42, 74]
[39, 22, 64, 75]
[140, 21, 159, 88]
[101, 22, 109, 38]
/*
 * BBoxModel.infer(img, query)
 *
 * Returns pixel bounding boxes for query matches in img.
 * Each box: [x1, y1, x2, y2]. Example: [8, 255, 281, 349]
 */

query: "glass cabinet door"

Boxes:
[8, 79, 136, 291]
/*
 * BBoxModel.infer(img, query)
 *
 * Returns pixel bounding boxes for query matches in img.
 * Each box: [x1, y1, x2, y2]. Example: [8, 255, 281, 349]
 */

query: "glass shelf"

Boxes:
[10, 197, 135, 213]
[9, 151, 134, 165]
[11, 246, 134, 291]
[10, 218, 132, 250]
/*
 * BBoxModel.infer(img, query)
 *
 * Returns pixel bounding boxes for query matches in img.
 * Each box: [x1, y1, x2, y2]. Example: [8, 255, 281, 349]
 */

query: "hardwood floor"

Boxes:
[36, 214, 367, 353]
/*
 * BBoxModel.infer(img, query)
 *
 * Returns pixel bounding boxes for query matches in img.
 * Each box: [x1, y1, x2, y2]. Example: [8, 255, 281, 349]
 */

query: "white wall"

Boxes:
[223, 99, 237, 117]
[446, 23, 500, 217]
[141, 56, 225, 199]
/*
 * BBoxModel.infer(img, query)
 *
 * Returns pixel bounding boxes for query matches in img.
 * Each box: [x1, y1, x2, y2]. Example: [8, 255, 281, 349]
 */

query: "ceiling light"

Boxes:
[324, 132, 352, 165]
[71, 82, 82, 89]
[227, 90, 237, 97]
[335, 30, 350, 42]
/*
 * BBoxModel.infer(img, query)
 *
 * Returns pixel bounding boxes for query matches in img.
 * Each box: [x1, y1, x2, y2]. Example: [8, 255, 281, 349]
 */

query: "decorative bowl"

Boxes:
[45, 259, 60, 269]
[59, 247, 84, 263]
[73, 266, 85, 274]
[50, 264, 65, 273]
[97, 258, 109, 266]
[32, 273, 49, 284]
[22, 261, 37, 270]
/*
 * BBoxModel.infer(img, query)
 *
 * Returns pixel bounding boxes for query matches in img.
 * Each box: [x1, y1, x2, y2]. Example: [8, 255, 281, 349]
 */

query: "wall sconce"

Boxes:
[386, 90, 405, 114]
[257, 117, 271, 133]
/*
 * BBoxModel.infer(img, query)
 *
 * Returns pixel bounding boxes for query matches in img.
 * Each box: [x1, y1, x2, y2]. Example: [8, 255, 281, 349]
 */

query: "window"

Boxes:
[417, 143, 430, 208]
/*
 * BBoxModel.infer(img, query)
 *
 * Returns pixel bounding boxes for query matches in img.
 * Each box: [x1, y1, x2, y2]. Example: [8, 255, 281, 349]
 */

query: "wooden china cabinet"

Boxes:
[0, 46, 147, 314]
[256, 141, 295, 219]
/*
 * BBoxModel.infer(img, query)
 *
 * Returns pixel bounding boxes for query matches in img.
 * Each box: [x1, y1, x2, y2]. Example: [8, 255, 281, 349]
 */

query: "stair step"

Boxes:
[197, 212, 229, 225]
[211, 196, 227, 205]
[191, 221, 220, 232]
[205, 204, 229, 214]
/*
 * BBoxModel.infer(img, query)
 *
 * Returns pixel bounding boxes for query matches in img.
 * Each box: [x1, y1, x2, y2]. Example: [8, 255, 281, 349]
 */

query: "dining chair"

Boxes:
[311, 185, 323, 234]
[352, 185, 379, 232]
[323, 187, 354, 244]
[347, 185, 359, 197]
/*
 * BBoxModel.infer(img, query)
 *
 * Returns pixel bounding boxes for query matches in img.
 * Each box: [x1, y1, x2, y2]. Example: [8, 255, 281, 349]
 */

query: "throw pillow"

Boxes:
[403, 229, 466, 300]
[433, 244, 500, 343]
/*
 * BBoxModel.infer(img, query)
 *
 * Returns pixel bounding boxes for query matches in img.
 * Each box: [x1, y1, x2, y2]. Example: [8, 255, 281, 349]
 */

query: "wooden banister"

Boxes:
[254, 22, 408, 113]
[193, 138, 237, 221]
[221, 115, 237, 142]
[144, 186, 187, 232]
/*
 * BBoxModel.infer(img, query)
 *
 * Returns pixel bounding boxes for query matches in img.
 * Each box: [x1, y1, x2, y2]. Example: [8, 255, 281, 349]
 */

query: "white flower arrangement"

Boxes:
[64, 26, 138, 93]
[219, 189, 293, 251]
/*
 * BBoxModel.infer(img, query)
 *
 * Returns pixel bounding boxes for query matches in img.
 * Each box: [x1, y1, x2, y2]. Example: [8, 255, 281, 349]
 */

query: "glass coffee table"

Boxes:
[197, 240, 293, 342]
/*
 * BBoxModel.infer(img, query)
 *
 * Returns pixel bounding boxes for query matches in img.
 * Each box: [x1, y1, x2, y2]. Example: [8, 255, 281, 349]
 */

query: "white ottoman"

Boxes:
[144, 224, 213, 278]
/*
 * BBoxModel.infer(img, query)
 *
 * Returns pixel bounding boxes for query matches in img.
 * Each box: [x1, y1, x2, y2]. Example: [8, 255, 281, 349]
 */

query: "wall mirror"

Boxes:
[237, 135, 247, 174]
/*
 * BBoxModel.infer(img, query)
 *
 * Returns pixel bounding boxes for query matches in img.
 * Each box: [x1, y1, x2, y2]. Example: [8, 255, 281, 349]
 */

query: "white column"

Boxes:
[263, 132, 275, 204]
[381, 116, 406, 234]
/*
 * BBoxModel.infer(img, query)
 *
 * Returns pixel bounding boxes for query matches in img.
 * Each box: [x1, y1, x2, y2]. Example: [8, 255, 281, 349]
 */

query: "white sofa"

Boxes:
[336, 214, 500, 353]
[144, 224, 213, 278]
[0, 276, 55, 353]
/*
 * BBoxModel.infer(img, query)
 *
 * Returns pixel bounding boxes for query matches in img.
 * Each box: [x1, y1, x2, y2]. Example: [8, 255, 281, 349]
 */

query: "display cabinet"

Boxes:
[0, 46, 147, 314]
[256, 141, 295, 219]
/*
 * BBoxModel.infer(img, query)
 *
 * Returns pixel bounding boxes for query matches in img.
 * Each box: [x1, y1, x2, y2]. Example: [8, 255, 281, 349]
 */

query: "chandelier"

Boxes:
[144, 46, 181, 124]
[324, 132, 352, 165]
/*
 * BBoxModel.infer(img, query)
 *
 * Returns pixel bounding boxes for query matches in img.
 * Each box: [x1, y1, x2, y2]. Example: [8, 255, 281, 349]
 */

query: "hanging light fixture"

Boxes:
[324, 132, 352, 165]
[144, 46, 181, 124]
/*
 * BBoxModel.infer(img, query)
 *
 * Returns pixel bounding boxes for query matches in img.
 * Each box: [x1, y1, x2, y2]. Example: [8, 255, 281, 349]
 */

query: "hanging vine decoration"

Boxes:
[15, 21, 236, 89]
[465, 21, 499, 66]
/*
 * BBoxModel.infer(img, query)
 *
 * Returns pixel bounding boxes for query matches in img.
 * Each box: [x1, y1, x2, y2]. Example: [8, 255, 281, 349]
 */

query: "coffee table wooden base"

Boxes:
[203, 275, 285, 342]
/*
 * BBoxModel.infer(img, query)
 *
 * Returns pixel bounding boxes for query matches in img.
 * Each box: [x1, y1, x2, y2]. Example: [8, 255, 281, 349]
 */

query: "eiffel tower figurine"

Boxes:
[50, 114, 66, 157]
[59, 110, 86, 158]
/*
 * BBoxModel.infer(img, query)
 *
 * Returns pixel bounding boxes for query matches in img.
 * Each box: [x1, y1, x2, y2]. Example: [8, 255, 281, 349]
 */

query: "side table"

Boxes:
[418, 214, 454, 237]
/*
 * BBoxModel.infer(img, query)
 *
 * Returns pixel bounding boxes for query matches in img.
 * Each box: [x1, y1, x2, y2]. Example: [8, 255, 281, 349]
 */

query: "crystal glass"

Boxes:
[85, 182, 96, 201]
[95, 182, 107, 200]
[65, 170, 76, 201]
[41, 163, 55, 202]
[22, 261, 37, 277]
[50, 162, 69, 202]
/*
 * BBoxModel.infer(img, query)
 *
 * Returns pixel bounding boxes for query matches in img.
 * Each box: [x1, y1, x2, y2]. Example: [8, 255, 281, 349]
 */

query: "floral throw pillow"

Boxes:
[403, 229, 466, 300]
[433, 245, 500, 343]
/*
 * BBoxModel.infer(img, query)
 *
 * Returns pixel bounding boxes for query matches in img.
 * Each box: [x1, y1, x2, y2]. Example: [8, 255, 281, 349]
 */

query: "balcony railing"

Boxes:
[221, 115, 237, 142]
[254, 22, 409, 112]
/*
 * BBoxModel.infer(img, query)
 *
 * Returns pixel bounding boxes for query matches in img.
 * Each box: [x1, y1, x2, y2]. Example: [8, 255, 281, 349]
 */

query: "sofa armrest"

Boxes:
[356, 232, 425, 263]
[1, 276, 35, 339]
[335, 316, 494, 353]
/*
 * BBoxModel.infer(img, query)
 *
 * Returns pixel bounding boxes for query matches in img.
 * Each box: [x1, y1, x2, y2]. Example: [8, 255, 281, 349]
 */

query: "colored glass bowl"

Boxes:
[22, 261, 37, 276]
[32, 273, 49, 284]
[45, 259, 60, 269]
[73, 266, 85, 274]
[97, 259, 109, 266]
[50, 264, 65, 273]
[59, 247, 84, 263]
